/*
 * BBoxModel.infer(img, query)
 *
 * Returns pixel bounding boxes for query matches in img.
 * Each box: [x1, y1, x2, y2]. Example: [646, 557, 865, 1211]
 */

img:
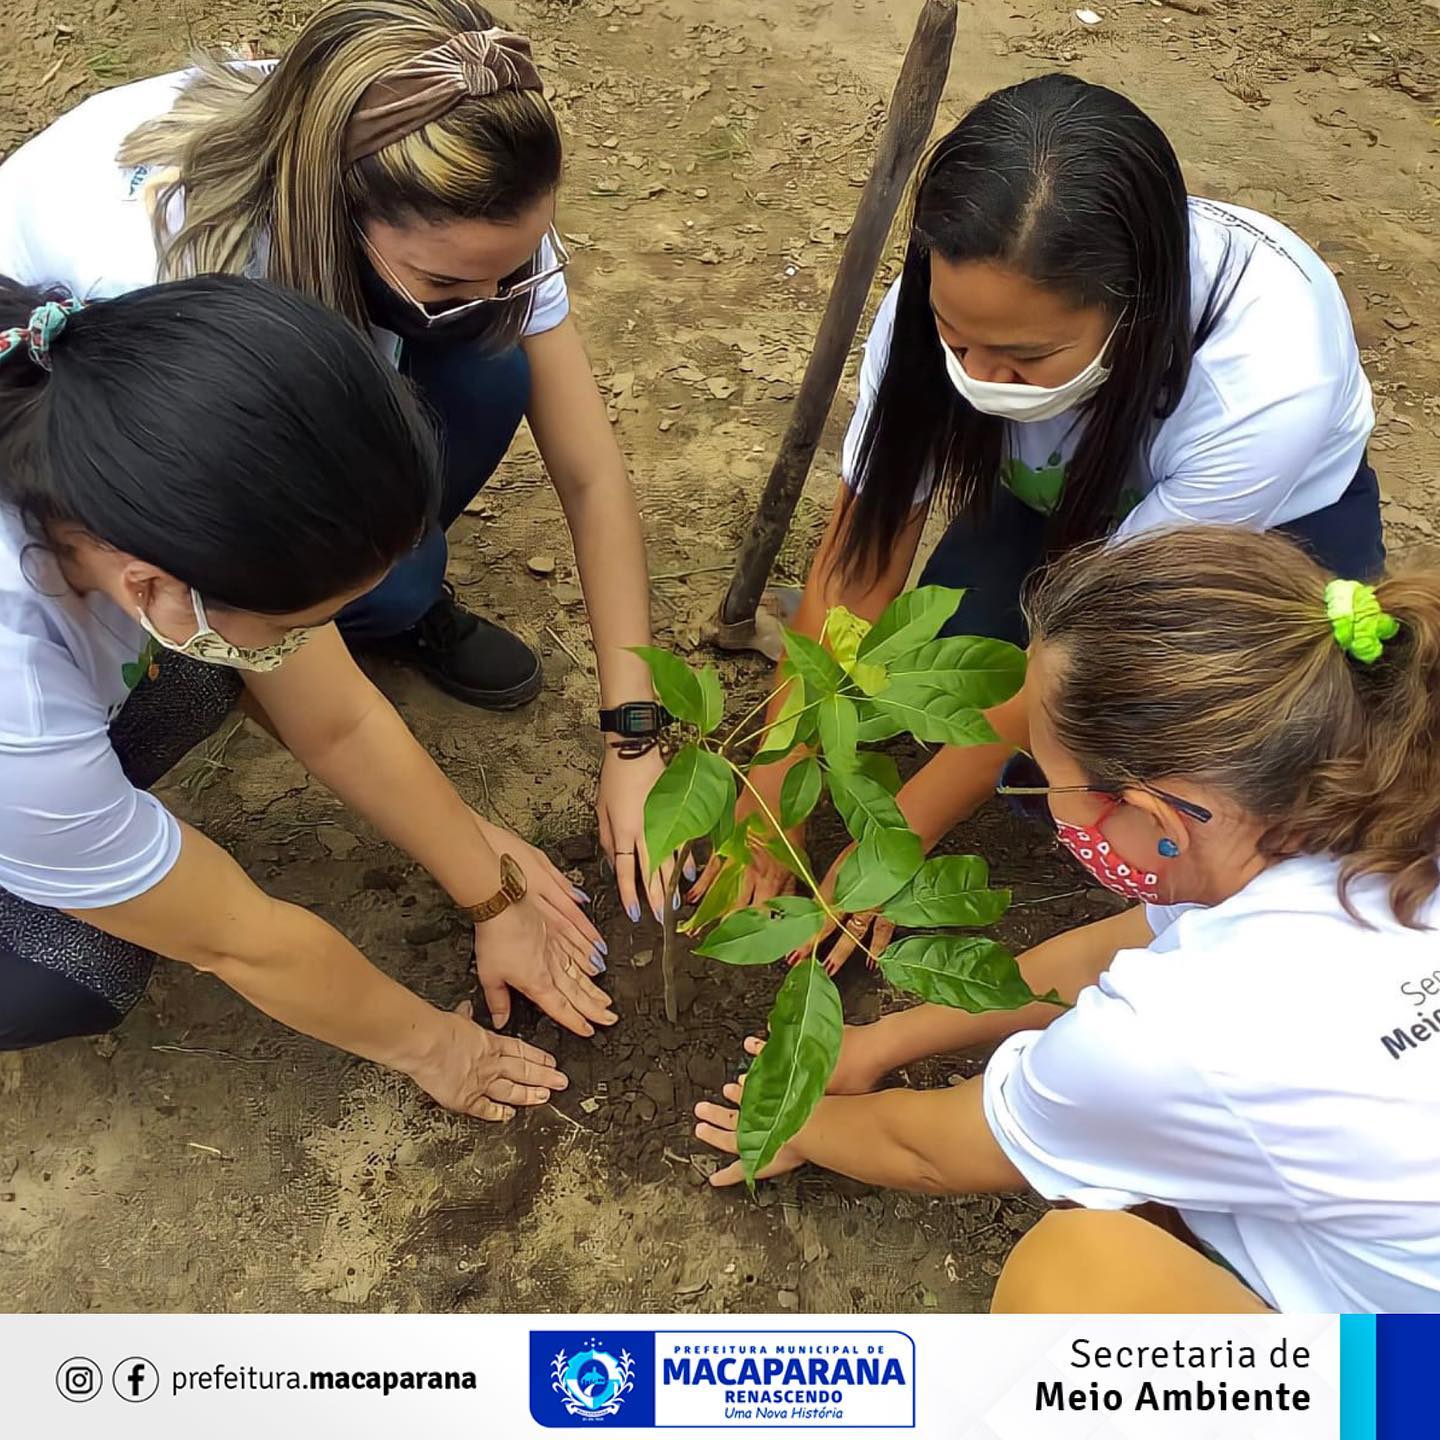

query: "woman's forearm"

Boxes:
[302, 697, 504, 907]
[560, 472, 657, 707]
[793, 1081, 1026, 1194]
[863, 905, 1155, 1072]
[206, 898, 449, 1076]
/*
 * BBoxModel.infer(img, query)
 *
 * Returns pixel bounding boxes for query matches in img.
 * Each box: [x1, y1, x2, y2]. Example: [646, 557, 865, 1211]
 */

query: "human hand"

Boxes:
[784, 844, 895, 974]
[693, 1075, 806, 1187]
[471, 812, 607, 975]
[688, 762, 800, 912]
[473, 895, 618, 1038]
[597, 746, 693, 924]
[409, 999, 570, 1121]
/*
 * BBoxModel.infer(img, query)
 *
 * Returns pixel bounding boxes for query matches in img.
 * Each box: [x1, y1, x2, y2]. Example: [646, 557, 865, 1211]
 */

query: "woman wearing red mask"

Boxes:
[693, 527, 1440, 1315]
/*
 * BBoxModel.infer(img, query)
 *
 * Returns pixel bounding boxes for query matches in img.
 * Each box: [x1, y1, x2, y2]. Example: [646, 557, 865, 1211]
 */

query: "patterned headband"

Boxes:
[0, 297, 84, 372]
[345, 28, 544, 165]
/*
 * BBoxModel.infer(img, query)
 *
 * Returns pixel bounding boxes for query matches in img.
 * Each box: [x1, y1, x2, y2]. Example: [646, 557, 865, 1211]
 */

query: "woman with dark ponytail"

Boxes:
[696, 527, 1439, 1314]
[0, 276, 615, 1112]
[695, 75, 1381, 959]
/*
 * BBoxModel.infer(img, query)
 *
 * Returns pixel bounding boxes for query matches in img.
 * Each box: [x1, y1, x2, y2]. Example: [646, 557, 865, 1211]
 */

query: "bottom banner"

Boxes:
[0, 1310, 1401, 1438]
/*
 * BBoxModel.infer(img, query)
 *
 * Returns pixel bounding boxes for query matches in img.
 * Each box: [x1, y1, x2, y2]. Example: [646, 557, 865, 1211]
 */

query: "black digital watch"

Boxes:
[599, 702, 674, 758]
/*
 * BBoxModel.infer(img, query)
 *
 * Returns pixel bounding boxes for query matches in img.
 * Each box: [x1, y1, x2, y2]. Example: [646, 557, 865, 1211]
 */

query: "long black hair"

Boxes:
[840, 72, 1237, 579]
[0, 273, 440, 613]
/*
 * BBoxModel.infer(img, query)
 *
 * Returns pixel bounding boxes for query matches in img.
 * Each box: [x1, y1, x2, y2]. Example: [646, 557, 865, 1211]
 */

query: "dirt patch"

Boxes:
[1, 0, 1437, 1312]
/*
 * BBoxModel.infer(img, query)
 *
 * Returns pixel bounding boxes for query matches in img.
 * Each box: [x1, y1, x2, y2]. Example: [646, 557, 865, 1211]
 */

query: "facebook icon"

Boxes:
[112, 1357, 160, 1403]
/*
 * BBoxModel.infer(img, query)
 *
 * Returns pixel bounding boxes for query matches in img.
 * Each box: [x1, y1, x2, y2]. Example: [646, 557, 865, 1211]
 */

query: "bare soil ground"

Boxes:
[1, 0, 1436, 1313]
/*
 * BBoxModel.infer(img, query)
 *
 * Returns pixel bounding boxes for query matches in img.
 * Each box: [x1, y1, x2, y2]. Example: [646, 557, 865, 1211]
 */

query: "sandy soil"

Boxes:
[0, 0, 1436, 1313]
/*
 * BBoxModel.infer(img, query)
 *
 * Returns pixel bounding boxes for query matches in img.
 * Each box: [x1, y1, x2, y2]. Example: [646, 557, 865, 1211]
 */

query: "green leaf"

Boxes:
[720, 813, 764, 864]
[823, 606, 888, 696]
[834, 824, 923, 912]
[783, 628, 847, 701]
[887, 637, 1026, 711]
[642, 745, 733, 877]
[881, 855, 1011, 928]
[779, 756, 822, 830]
[856, 688, 1000, 747]
[857, 586, 966, 666]
[751, 669, 806, 764]
[629, 645, 706, 726]
[855, 751, 902, 794]
[695, 896, 827, 966]
[737, 958, 843, 1184]
[697, 665, 726, 735]
[681, 856, 744, 935]
[816, 694, 859, 771]
[878, 935, 1061, 1012]
[708, 799, 736, 855]
[763, 834, 807, 880]
[826, 766, 907, 843]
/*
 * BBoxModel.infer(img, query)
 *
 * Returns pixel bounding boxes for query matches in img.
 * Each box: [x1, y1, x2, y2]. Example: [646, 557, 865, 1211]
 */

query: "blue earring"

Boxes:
[1157, 838, 1180, 859]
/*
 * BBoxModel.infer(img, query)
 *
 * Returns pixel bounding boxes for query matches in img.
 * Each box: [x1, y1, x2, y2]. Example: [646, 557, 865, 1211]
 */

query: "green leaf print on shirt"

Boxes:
[1001, 452, 1146, 523]
[1001, 451, 1067, 514]
[121, 636, 162, 691]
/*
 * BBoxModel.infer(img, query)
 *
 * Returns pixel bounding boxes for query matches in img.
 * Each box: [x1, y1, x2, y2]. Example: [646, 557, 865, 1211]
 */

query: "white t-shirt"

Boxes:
[983, 856, 1440, 1313]
[0, 506, 180, 909]
[0, 70, 570, 362]
[843, 199, 1374, 533]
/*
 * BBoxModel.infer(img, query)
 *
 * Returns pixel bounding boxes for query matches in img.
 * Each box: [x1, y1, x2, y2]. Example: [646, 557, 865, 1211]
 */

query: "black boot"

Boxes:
[373, 585, 542, 710]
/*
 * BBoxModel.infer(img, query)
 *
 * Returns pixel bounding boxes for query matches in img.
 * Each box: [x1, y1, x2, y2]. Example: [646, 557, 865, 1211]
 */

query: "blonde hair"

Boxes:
[120, 0, 561, 332]
[1027, 527, 1440, 927]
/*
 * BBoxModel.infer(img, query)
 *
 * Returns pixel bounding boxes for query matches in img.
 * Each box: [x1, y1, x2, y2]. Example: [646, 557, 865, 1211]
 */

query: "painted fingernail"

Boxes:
[595, 938, 609, 956]
[672, 891, 682, 911]
[589, 949, 607, 974]
[572, 886, 592, 904]
[627, 902, 641, 923]
[684, 858, 697, 882]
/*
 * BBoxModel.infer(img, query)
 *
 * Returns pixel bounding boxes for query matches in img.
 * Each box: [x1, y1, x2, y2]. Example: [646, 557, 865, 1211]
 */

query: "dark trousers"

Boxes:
[0, 659, 241, 1050]
[918, 457, 1386, 645]
[337, 342, 531, 642]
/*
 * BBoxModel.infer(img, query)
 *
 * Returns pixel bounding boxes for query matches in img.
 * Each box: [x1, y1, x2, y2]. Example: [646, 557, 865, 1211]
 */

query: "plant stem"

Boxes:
[719, 754, 886, 970]
[732, 696, 825, 755]
[661, 841, 693, 1023]
[723, 681, 788, 750]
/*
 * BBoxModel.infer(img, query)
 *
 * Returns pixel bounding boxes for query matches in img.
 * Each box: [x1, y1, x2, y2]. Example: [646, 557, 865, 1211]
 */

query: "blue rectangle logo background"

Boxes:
[531, 1330, 657, 1427]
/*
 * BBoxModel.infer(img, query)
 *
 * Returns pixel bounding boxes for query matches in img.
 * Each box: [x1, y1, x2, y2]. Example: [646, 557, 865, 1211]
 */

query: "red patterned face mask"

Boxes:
[1054, 800, 1164, 903]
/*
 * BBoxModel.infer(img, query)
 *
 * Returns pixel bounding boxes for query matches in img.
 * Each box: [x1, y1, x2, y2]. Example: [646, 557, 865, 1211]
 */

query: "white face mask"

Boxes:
[938, 322, 1115, 423]
[137, 589, 316, 673]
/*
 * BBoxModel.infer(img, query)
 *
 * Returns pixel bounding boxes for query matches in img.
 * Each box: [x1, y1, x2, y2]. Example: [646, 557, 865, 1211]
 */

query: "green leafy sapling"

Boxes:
[634, 586, 1060, 1186]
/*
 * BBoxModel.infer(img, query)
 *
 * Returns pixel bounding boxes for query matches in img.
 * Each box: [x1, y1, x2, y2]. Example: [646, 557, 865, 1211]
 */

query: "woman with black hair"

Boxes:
[695, 73, 1380, 959]
[0, 275, 614, 1116]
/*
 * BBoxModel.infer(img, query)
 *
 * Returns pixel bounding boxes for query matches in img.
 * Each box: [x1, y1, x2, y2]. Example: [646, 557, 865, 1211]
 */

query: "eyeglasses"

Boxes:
[995, 752, 1213, 828]
[359, 225, 570, 330]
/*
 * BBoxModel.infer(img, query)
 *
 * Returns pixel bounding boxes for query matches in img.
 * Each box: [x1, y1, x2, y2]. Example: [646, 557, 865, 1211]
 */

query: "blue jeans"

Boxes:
[339, 341, 531, 642]
[917, 457, 1386, 645]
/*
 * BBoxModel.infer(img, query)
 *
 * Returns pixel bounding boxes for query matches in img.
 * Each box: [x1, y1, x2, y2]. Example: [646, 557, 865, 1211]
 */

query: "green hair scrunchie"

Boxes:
[1325, 578, 1399, 665]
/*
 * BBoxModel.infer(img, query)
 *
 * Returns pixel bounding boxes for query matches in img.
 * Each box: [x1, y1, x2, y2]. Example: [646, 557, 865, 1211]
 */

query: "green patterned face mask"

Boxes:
[137, 589, 316, 673]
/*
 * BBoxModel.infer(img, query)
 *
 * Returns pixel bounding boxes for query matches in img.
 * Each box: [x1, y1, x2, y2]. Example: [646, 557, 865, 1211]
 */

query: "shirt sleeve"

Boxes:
[840, 281, 900, 491]
[1113, 363, 1337, 540]
[982, 967, 1290, 1214]
[521, 235, 571, 337]
[0, 641, 181, 910]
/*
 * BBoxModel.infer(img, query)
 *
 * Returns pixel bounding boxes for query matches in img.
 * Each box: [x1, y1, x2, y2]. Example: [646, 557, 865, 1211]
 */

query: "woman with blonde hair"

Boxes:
[695, 527, 1440, 1313]
[0, 0, 680, 929]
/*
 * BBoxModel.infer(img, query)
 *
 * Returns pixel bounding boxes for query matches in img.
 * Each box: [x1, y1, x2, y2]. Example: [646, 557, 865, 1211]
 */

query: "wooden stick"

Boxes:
[714, 0, 958, 642]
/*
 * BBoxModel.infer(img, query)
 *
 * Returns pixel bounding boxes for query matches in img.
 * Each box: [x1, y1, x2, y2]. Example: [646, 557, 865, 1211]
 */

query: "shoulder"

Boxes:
[860, 278, 903, 378]
[0, 72, 188, 296]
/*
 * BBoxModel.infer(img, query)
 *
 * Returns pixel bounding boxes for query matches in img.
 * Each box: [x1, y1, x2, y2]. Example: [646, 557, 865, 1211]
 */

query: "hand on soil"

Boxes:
[785, 845, 894, 974]
[413, 999, 569, 1122]
[473, 896, 618, 1038]
[597, 746, 678, 922]
[688, 774, 801, 912]
[693, 1079, 805, 1187]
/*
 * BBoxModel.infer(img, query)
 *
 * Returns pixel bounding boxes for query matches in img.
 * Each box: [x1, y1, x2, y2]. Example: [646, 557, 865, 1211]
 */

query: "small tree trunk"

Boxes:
[715, 0, 958, 643]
